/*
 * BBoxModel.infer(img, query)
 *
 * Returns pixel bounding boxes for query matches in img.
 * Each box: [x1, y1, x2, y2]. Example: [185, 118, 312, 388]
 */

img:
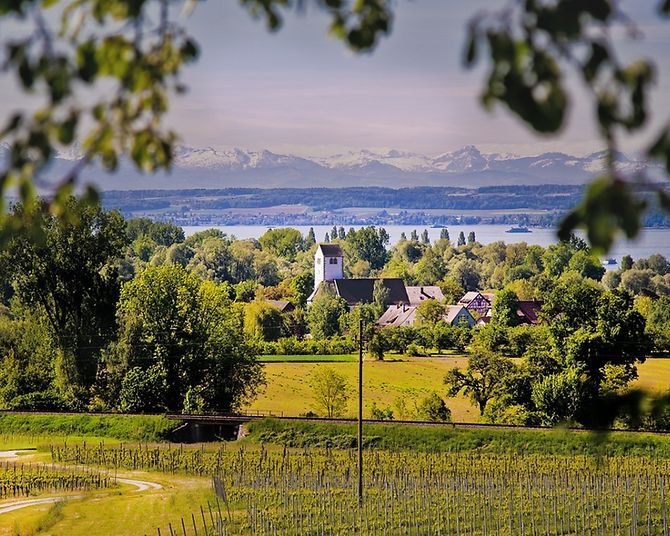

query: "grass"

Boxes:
[246, 355, 479, 421]
[247, 417, 670, 457]
[0, 472, 216, 536]
[0, 414, 176, 443]
[633, 357, 670, 392]
[246, 356, 670, 422]
[258, 353, 357, 363]
[38, 474, 214, 536]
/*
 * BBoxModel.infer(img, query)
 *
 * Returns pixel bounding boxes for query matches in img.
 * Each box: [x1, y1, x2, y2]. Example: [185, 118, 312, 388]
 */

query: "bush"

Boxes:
[416, 393, 452, 422]
[369, 402, 394, 420]
[6, 390, 72, 411]
[406, 343, 425, 357]
[255, 336, 357, 356]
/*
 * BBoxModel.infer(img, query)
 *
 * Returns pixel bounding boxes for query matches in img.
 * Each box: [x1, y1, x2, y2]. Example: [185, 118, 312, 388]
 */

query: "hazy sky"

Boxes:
[3, 1, 670, 157]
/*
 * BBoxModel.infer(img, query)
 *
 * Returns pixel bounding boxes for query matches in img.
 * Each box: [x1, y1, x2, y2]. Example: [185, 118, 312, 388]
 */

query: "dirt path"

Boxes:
[0, 450, 163, 514]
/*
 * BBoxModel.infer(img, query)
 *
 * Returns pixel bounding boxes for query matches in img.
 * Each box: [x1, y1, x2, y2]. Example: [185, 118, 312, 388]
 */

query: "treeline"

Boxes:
[102, 185, 588, 212]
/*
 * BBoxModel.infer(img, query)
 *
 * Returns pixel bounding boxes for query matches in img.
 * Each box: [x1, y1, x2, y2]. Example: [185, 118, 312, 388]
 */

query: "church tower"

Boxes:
[314, 244, 344, 291]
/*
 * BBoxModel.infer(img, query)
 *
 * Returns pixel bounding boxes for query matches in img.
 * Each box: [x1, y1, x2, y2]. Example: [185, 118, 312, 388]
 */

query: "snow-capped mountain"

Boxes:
[1, 143, 657, 191]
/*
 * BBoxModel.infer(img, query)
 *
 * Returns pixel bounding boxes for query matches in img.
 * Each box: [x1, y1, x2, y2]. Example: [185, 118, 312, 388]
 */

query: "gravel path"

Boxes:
[0, 450, 163, 515]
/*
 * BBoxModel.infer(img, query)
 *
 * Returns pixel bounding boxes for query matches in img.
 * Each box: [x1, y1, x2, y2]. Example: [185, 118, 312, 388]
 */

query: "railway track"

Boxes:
[2, 409, 669, 435]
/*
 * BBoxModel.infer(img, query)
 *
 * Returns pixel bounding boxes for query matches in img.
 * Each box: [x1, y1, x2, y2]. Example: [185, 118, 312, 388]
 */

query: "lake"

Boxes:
[182, 224, 670, 263]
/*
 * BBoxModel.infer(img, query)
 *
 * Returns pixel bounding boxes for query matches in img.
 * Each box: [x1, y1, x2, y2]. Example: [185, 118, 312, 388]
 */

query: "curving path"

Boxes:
[0, 450, 162, 515]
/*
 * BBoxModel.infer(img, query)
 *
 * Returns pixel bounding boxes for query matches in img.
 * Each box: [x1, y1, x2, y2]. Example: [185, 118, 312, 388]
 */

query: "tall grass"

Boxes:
[247, 418, 670, 457]
[0, 413, 176, 442]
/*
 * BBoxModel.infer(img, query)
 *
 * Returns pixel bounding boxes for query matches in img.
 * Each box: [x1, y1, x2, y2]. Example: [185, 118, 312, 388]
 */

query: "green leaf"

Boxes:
[179, 39, 199, 62]
[57, 114, 78, 145]
[0, 113, 22, 137]
[463, 22, 478, 66]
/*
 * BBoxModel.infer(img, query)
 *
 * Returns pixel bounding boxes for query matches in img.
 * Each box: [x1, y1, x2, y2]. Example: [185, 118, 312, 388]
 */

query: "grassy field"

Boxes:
[246, 356, 670, 421]
[246, 355, 480, 421]
[633, 358, 670, 392]
[258, 353, 357, 363]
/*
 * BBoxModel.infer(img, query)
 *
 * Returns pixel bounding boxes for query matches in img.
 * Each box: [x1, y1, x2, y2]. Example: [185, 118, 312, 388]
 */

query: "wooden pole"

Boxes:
[358, 318, 364, 506]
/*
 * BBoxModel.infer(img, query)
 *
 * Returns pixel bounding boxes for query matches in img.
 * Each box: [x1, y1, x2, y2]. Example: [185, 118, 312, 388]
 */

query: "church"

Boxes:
[306, 243, 479, 328]
[306, 243, 410, 308]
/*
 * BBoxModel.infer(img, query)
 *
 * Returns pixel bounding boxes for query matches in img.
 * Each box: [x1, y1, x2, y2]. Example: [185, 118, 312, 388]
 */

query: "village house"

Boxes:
[458, 291, 495, 315]
[263, 300, 295, 313]
[475, 299, 543, 326]
[405, 286, 445, 305]
[377, 303, 475, 328]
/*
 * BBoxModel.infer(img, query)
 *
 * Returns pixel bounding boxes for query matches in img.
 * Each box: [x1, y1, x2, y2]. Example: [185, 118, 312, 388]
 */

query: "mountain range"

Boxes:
[1, 144, 659, 190]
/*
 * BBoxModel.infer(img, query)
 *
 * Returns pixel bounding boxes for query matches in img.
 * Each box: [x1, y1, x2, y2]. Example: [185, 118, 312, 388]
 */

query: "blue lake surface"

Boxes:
[182, 224, 670, 263]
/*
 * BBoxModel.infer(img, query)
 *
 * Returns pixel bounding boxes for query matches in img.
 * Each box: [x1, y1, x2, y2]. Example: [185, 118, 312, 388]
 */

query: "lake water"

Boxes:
[182, 224, 670, 263]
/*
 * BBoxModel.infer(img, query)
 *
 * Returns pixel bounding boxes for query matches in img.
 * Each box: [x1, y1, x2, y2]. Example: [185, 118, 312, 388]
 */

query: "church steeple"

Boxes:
[314, 243, 344, 291]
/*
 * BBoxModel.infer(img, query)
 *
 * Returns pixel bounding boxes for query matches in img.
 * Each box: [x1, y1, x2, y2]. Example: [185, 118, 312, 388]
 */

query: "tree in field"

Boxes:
[531, 366, 586, 426]
[0, 311, 60, 409]
[444, 349, 516, 416]
[416, 392, 452, 422]
[0, 199, 128, 396]
[311, 367, 349, 418]
[440, 228, 450, 242]
[564, 290, 649, 392]
[467, 232, 476, 244]
[112, 264, 263, 413]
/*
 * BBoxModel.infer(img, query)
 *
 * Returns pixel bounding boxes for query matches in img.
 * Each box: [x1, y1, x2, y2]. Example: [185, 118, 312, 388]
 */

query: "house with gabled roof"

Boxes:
[405, 286, 445, 306]
[458, 291, 495, 315]
[516, 300, 543, 325]
[264, 300, 295, 313]
[377, 303, 475, 328]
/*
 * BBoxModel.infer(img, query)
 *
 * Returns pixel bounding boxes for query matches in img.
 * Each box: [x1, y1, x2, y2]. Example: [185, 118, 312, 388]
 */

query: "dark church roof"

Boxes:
[333, 278, 408, 306]
[317, 244, 344, 257]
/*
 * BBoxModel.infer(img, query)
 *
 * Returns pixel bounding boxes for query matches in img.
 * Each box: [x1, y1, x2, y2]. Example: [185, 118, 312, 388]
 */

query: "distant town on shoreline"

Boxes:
[100, 185, 670, 228]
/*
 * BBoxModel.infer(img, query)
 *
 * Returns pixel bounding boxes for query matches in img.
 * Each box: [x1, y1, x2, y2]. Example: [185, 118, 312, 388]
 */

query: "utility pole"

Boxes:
[358, 318, 364, 506]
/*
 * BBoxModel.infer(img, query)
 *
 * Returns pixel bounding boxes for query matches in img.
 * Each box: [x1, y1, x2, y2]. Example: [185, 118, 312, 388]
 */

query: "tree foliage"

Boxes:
[444, 349, 516, 415]
[112, 264, 263, 412]
[1, 199, 128, 393]
[311, 366, 349, 418]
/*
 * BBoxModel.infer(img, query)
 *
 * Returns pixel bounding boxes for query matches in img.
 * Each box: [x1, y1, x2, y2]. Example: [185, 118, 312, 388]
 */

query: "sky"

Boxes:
[2, 0, 670, 158]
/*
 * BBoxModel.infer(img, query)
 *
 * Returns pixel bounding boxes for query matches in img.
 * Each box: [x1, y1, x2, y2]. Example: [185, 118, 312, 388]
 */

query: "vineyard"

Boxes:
[0, 460, 112, 499]
[49, 442, 670, 535]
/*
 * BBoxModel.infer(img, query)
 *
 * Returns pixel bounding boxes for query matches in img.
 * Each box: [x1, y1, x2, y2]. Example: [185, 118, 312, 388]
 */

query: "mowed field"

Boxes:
[247, 356, 478, 421]
[245, 356, 670, 422]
